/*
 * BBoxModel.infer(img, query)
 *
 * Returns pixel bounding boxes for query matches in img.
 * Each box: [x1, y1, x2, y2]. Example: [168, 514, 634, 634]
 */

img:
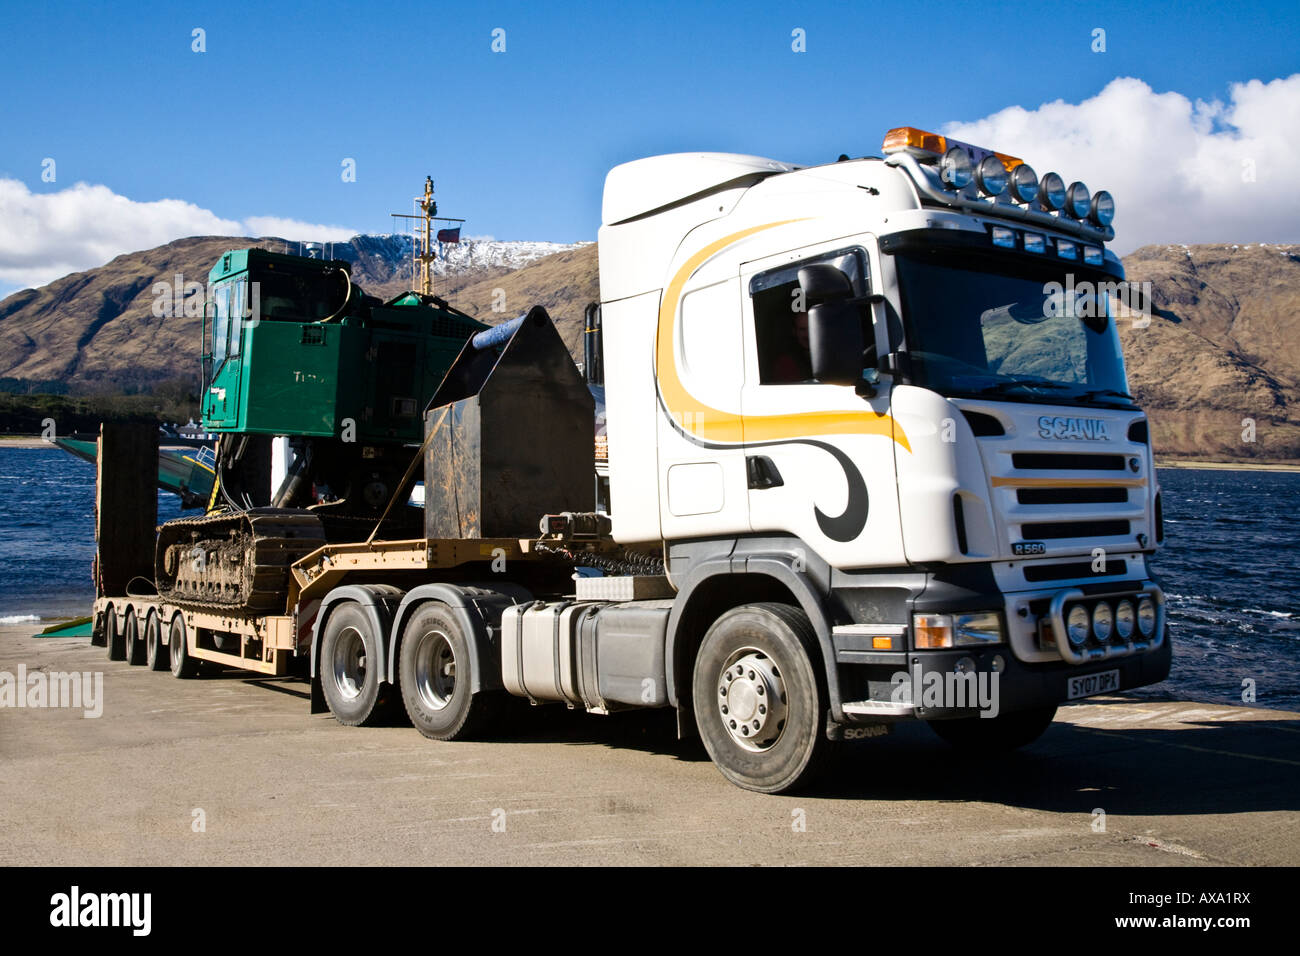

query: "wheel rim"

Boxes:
[331, 627, 368, 700]
[413, 629, 456, 711]
[146, 617, 156, 657]
[716, 647, 788, 753]
[170, 622, 183, 664]
[126, 614, 137, 651]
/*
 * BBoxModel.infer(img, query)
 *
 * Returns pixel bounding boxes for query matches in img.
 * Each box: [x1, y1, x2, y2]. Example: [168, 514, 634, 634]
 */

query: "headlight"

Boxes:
[954, 612, 1002, 646]
[1092, 602, 1114, 641]
[912, 611, 1003, 648]
[1115, 600, 1135, 640]
[1009, 163, 1038, 203]
[1066, 181, 1091, 219]
[1066, 605, 1090, 647]
[1137, 597, 1157, 637]
[940, 146, 973, 189]
[1038, 172, 1066, 210]
[976, 156, 1008, 197]
[1090, 190, 1115, 226]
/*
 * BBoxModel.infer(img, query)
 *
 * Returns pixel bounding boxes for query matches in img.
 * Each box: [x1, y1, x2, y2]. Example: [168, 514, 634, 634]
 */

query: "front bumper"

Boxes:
[838, 632, 1171, 722]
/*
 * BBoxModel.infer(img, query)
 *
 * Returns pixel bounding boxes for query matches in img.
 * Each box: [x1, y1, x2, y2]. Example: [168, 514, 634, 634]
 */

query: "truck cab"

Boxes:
[596, 129, 1169, 788]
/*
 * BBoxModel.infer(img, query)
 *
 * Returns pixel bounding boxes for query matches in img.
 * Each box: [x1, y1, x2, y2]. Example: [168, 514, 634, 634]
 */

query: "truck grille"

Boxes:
[1017, 487, 1128, 505]
[1022, 519, 1131, 539]
[1011, 452, 1127, 471]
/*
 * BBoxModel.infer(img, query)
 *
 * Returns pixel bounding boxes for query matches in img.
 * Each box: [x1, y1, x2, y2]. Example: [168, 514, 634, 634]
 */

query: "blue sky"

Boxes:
[1, 0, 1298, 297]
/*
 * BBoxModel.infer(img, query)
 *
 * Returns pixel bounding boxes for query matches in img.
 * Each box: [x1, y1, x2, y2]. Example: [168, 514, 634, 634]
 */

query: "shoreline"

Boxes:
[4, 436, 1299, 471]
[1153, 458, 1300, 472]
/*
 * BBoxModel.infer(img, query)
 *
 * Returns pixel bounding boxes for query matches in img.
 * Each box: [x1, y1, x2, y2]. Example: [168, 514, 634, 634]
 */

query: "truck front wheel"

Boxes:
[928, 705, 1057, 752]
[399, 603, 501, 741]
[691, 603, 832, 794]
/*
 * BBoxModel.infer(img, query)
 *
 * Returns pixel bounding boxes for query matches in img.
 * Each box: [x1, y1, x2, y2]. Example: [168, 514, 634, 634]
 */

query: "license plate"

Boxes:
[1068, 669, 1120, 700]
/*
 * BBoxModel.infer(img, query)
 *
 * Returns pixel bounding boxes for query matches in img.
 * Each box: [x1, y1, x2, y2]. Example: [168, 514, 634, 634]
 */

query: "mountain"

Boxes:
[1, 237, 1298, 462]
[1119, 243, 1300, 461]
[0, 235, 588, 394]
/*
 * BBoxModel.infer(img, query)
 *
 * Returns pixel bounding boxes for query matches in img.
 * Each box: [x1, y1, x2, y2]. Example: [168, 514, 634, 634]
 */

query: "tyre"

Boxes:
[319, 602, 389, 726]
[928, 705, 1057, 752]
[145, 610, 169, 671]
[168, 613, 200, 679]
[124, 608, 145, 665]
[691, 602, 832, 794]
[399, 602, 502, 740]
[106, 604, 126, 661]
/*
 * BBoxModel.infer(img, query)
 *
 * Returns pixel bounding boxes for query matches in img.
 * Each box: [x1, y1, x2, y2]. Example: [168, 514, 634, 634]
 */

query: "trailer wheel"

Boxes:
[691, 603, 832, 794]
[320, 602, 387, 726]
[928, 706, 1057, 752]
[145, 610, 169, 671]
[106, 604, 126, 661]
[169, 613, 199, 679]
[124, 608, 145, 665]
[399, 603, 501, 740]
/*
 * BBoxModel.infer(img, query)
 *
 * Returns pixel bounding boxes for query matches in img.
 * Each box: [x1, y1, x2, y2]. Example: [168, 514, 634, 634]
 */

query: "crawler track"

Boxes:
[156, 509, 327, 614]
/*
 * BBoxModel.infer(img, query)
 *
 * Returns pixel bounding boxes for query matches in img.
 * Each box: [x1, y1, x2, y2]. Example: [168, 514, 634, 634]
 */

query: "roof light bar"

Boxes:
[881, 126, 1115, 232]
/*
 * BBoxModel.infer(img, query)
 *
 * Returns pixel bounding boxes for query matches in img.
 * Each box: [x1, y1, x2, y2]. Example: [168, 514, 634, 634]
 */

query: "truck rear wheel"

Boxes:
[691, 603, 832, 794]
[169, 613, 199, 679]
[145, 610, 169, 671]
[399, 603, 501, 740]
[124, 608, 145, 665]
[320, 602, 388, 726]
[928, 705, 1057, 752]
[106, 604, 126, 661]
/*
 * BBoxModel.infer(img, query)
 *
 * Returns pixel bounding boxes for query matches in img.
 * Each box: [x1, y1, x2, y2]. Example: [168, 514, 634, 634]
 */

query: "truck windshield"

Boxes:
[894, 252, 1134, 408]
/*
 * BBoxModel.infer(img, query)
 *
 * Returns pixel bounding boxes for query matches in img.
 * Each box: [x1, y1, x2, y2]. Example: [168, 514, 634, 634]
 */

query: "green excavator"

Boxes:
[154, 246, 487, 613]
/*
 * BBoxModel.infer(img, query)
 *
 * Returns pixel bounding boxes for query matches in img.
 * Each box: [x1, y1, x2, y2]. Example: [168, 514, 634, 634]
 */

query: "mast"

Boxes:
[390, 176, 466, 297]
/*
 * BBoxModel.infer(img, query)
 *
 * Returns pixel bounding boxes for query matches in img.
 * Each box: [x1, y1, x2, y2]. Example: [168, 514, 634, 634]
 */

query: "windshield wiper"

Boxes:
[1079, 388, 1135, 403]
[978, 379, 1072, 396]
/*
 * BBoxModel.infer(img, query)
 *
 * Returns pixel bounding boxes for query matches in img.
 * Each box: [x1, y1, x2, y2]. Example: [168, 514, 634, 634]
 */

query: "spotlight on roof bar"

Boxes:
[1009, 163, 1038, 203]
[1066, 181, 1092, 219]
[976, 156, 1008, 197]
[1038, 172, 1066, 211]
[1090, 190, 1115, 227]
[940, 146, 973, 189]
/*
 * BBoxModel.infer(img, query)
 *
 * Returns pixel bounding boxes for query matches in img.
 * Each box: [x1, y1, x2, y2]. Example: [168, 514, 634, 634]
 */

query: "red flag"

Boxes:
[437, 227, 461, 243]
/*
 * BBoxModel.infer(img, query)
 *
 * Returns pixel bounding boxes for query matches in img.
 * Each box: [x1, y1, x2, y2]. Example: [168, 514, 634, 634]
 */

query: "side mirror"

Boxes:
[797, 263, 853, 305]
[798, 265, 864, 386]
[808, 301, 865, 386]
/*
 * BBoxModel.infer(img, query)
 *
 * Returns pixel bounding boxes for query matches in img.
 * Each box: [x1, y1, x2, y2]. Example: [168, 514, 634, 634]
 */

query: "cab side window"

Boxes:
[749, 247, 872, 385]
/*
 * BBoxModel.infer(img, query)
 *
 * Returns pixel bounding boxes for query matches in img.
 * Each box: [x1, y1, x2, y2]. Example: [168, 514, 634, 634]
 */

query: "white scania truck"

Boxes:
[94, 127, 1170, 793]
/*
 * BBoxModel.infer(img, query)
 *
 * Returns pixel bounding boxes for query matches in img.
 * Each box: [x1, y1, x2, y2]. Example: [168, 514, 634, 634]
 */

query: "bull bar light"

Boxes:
[1009, 163, 1038, 203]
[1090, 190, 1115, 226]
[976, 155, 1008, 197]
[940, 146, 974, 189]
[912, 611, 1003, 648]
[1066, 181, 1092, 219]
[1039, 172, 1066, 211]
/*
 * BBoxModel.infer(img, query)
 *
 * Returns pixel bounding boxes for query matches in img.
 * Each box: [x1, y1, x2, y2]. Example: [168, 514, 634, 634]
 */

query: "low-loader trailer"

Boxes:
[93, 129, 1170, 793]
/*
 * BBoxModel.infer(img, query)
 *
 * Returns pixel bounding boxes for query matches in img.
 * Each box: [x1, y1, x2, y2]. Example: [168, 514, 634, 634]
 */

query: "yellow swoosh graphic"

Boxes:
[655, 222, 910, 452]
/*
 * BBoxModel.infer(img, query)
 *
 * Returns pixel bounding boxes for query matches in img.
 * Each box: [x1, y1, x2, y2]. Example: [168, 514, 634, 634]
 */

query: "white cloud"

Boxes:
[0, 179, 358, 290]
[242, 216, 357, 242]
[943, 74, 1300, 253]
